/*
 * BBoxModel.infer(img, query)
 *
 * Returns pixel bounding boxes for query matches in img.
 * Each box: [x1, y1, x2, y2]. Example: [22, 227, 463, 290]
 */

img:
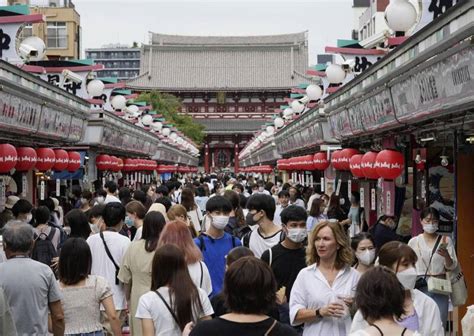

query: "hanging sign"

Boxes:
[360, 187, 365, 208]
[371, 188, 376, 211]
[0, 179, 5, 211]
[40, 180, 45, 201]
[56, 179, 60, 197]
[21, 174, 27, 198]
[335, 178, 342, 196]
[321, 177, 325, 193]
[348, 180, 352, 199]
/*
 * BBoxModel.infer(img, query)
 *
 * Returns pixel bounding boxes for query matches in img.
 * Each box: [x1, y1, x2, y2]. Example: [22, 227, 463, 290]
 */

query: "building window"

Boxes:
[47, 22, 67, 49]
[18, 24, 32, 41]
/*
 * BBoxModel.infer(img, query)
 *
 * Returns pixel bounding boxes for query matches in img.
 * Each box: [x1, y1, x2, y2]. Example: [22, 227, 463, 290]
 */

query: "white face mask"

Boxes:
[286, 228, 307, 243]
[211, 215, 230, 230]
[396, 267, 417, 290]
[96, 196, 105, 204]
[423, 224, 438, 234]
[356, 250, 376, 266]
[26, 213, 33, 223]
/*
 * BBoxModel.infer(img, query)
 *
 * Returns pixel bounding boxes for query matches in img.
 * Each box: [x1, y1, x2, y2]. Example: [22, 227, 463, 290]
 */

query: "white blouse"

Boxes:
[290, 264, 361, 336]
[408, 235, 458, 276]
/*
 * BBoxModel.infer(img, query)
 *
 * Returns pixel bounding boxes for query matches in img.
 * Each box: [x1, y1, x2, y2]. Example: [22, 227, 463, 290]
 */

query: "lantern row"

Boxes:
[0, 144, 81, 174]
[276, 149, 404, 180]
[96, 155, 197, 174]
[240, 166, 273, 174]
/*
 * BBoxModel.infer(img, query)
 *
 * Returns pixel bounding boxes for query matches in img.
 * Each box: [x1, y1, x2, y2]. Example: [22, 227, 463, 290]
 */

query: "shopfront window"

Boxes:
[47, 22, 67, 49]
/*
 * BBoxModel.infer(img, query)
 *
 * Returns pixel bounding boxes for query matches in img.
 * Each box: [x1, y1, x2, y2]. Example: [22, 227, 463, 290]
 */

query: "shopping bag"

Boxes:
[449, 263, 468, 306]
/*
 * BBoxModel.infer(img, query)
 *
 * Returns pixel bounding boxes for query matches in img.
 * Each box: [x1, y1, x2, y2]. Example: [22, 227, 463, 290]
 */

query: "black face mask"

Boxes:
[227, 216, 237, 228]
[246, 212, 259, 226]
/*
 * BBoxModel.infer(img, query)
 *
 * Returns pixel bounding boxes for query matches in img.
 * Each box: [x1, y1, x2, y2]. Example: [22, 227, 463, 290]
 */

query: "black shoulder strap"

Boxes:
[231, 236, 236, 248]
[242, 231, 251, 247]
[47, 228, 56, 241]
[99, 231, 120, 285]
[369, 323, 384, 336]
[199, 261, 203, 288]
[401, 328, 407, 336]
[198, 234, 206, 251]
[154, 290, 181, 330]
[423, 235, 442, 280]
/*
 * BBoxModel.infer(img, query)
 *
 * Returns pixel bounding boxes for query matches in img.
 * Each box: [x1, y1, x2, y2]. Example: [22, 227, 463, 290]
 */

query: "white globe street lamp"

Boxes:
[162, 127, 171, 137]
[126, 105, 139, 115]
[151, 121, 163, 132]
[274, 117, 285, 129]
[87, 79, 105, 97]
[266, 125, 275, 135]
[283, 107, 294, 119]
[291, 100, 305, 114]
[306, 84, 323, 101]
[111, 95, 127, 110]
[385, 0, 418, 32]
[170, 132, 178, 141]
[326, 64, 346, 84]
[141, 114, 153, 126]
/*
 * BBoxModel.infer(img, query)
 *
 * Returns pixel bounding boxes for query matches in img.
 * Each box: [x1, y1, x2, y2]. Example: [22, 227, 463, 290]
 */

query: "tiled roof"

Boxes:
[127, 32, 309, 91]
[195, 119, 266, 133]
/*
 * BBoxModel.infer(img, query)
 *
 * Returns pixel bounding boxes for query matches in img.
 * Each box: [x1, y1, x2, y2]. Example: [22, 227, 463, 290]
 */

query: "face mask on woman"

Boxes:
[396, 267, 417, 290]
[356, 250, 376, 266]
[124, 216, 134, 228]
[423, 224, 438, 234]
[211, 215, 230, 230]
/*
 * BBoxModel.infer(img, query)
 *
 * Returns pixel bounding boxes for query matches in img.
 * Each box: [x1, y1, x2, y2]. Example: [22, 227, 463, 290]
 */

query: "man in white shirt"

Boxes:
[273, 190, 290, 226]
[289, 186, 305, 209]
[103, 181, 121, 204]
[87, 202, 130, 334]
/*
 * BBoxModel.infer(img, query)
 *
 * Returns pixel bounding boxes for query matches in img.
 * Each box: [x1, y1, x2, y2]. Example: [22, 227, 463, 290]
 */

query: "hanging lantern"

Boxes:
[96, 154, 112, 171]
[361, 151, 380, 180]
[53, 149, 69, 171]
[109, 156, 120, 172]
[339, 148, 360, 171]
[374, 150, 404, 180]
[349, 154, 365, 178]
[35, 148, 56, 172]
[16, 147, 37, 172]
[300, 155, 315, 171]
[123, 158, 135, 172]
[117, 158, 124, 171]
[331, 150, 343, 170]
[67, 152, 81, 172]
[0, 144, 18, 173]
[313, 152, 330, 171]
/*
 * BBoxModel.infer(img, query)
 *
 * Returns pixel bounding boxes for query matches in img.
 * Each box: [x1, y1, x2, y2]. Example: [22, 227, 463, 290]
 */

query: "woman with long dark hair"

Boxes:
[118, 211, 166, 336]
[64, 209, 92, 240]
[136, 244, 213, 335]
[223, 190, 248, 238]
[181, 188, 203, 234]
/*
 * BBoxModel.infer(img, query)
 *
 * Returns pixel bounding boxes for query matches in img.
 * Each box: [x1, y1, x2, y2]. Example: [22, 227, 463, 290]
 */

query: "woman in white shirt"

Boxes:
[289, 220, 360, 336]
[408, 207, 457, 326]
[136, 243, 213, 335]
[157, 220, 212, 295]
[306, 198, 328, 233]
[350, 241, 444, 336]
[350, 266, 418, 336]
[351, 233, 376, 274]
[181, 188, 203, 234]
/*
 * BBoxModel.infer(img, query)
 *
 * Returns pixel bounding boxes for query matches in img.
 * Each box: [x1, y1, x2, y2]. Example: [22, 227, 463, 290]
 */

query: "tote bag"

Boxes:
[448, 263, 468, 306]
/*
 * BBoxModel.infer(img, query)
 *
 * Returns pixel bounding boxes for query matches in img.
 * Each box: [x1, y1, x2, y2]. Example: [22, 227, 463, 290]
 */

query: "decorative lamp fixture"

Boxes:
[151, 121, 163, 132]
[313, 152, 330, 171]
[339, 148, 360, 171]
[291, 100, 305, 114]
[162, 127, 171, 137]
[274, 117, 285, 129]
[67, 152, 81, 172]
[141, 114, 153, 126]
[306, 84, 323, 101]
[87, 79, 105, 97]
[283, 108, 294, 119]
[126, 105, 139, 115]
[35, 148, 56, 172]
[96, 154, 112, 171]
[266, 125, 275, 135]
[111, 95, 127, 110]
[384, 0, 417, 33]
[170, 132, 178, 141]
[330, 150, 343, 170]
[326, 63, 346, 84]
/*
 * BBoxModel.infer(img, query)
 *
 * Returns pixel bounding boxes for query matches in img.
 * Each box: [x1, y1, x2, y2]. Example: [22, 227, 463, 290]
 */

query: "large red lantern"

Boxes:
[96, 154, 111, 171]
[35, 148, 56, 171]
[109, 156, 120, 172]
[375, 150, 404, 180]
[313, 152, 330, 171]
[300, 155, 315, 171]
[67, 151, 81, 172]
[331, 150, 342, 170]
[16, 147, 36, 172]
[349, 154, 364, 178]
[339, 148, 360, 171]
[360, 151, 380, 180]
[53, 149, 69, 171]
[0, 144, 17, 173]
[123, 158, 135, 172]
[117, 158, 124, 171]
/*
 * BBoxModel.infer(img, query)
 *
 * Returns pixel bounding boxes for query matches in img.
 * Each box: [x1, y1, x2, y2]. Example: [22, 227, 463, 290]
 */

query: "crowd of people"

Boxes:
[0, 173, 461, 335]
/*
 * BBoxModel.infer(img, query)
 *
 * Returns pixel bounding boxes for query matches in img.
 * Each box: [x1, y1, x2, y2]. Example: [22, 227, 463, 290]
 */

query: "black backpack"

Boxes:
[31, 229, 58, 266]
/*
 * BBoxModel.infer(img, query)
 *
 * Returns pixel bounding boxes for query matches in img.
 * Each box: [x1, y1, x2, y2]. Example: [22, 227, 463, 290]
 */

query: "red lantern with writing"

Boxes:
[16, 147, 37, 172]
[96, 154, 111, 171]
[0, 144, 17, 173]
[339, 149, 360, 171]
[117, 158, 124, 171]
[67, 152, 81, 172]
[109, 156, 120, 172]
[375, 150, 404, 180]
[313, 152, 330, 171]
[53, 149, 69, 171]
[349, 154, 364, 178]
[331, 150, 342, 170]
[360, 151, 379, 180]
[35, 148, 56, 172]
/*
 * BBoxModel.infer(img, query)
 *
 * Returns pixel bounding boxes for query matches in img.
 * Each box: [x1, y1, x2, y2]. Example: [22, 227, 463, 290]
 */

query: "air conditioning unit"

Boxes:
[49, 0, 60, 7]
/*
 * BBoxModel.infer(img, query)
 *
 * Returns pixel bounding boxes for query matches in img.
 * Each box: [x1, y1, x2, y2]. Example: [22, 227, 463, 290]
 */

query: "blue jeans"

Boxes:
[67, 331, 104, 336]
[419, 285, 449, 329]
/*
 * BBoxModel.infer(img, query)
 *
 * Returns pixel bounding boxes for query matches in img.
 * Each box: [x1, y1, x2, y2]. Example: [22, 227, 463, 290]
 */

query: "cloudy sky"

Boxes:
[69, 0, 355, 64]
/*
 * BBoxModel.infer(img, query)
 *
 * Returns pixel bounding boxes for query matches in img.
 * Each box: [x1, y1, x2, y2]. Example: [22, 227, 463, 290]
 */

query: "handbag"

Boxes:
[448, 263, 468, 306]
[427, 274, 452, 295]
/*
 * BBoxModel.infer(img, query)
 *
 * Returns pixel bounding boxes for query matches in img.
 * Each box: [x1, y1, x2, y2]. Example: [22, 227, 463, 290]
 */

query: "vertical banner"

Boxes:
[371, 188, 376, 211]
[134, 172, 138, 184]
[309, 174, 314, 187]
[382, 180, 395, 216]
[0, 179, 5, 211]
[360, 187, 365, 208]
[321, 177, 325, 193]
[347, 180, 352, 199]
[21, 174, 27, 198]
[56, 179, 61, 197]
[335, 178, 342, 196]
[40, 180, 45, 201]
[421, 177, 426, 201]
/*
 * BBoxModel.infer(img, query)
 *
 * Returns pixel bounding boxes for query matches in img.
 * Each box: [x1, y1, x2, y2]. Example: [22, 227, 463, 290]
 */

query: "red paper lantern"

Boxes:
[313, 152, 330, 171]
[117, 158, 124, 171]
[339, 148, 360, 171]
[35, 148, 56, 172]
[375, 150, 404, 180]
[53, 149, 69, 171]
[96, 154, 111, 171]
[349, 154, 364, 178]
[0, 144, 17, 173]
[299, 155, 315, 171]
[67, 151, 81, 172]
[16, 147, 37, 172]
[123, 158, 135, 172]
[109, 156, 120, 172]
[360, 152, 380, 180]
[331, 150, 342, 170]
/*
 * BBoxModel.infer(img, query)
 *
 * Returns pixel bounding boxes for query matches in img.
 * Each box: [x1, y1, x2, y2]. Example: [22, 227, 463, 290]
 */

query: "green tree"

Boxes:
[138, 91, 205, 145]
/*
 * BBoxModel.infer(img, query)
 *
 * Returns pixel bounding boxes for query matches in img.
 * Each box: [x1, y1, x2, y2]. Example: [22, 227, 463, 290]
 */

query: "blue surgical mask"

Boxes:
[124, 216, 134, 228]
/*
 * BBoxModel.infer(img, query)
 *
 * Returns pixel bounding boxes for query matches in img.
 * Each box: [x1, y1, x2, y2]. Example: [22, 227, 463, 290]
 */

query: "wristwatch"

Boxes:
[315, 308, 322, 318]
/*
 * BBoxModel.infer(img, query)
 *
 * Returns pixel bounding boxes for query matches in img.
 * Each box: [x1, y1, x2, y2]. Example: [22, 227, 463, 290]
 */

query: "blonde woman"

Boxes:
[289, 220, 360, 336]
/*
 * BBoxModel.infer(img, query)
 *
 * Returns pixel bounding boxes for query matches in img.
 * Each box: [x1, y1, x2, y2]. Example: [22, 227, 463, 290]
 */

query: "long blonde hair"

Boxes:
[306, 220, 353, 269]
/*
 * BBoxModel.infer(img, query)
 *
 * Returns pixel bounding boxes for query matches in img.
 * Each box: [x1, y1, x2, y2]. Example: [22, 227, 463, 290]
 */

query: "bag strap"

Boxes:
[154, 290, 181, 330]
[269, 247, 273, 267]
[47, 228, 56, 241]
[264, 319, 277, 336]
[369, 323, 384, 336]
[423, 235, 442, 280]
[199, 261, 203, 288]
[99, 232, 120, 285]
[401, 328, 407, 336]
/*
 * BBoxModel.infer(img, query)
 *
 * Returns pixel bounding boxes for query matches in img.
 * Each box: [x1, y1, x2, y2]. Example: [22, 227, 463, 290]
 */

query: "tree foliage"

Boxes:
[138, 91, 205, 145]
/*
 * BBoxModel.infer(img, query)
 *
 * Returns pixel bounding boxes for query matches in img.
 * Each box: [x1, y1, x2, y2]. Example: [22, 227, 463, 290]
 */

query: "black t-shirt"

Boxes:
[261, 243, 306, 301]
[211, 292, 280, 320]
[190, 317, 298, 336]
